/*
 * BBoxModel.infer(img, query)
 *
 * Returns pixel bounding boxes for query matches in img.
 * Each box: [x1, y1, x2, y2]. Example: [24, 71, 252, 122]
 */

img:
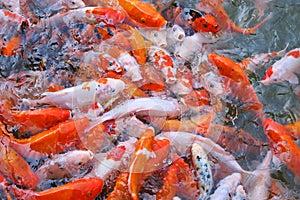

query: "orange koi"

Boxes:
[106, 172, 131, 200]
[119, 24, 147, 65]
[197, 0, 270, 34]
[156, 164, 178, 200]
[263, 118, 300, 177]
[0, 100, 71, 136]
[208, 53, 264, 118]
[0, 37, 21, 56]
[0, 117, 90, 159]
[137, 63, 166, 91]
[128, 127, 154, 200]
[182, 89, 211, 107]
[171, 154, 199, 200]
[0, 140, 39, 189]
[9, 177, 103, 200]
[118, 0, 167, 28]
[285, 120, 300, 139]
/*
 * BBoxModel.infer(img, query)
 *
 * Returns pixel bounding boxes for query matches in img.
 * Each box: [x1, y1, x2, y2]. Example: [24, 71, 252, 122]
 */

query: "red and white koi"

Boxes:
[89, 137, 137, 180]
[191, 143, 213, 200]
[261, 48, 300, 85]
[24, 78, 125, 112]
[36, 150, 94, 182]
[209, 173, 241, 199]
[148, 46, 177, 84]
[238, 45, 288, 72]
[243, 151, 272, 200]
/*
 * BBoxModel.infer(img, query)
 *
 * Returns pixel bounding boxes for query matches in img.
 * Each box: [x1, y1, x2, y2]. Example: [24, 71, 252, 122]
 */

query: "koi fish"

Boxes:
[177, 7, 221, 34]
[22, 0, 86, 18]
[106, 171, 131, 200]
[24, 78, 125, 112]
[191, 143, 213, 200]
[9, 177, 103, 200]
[208, 53, 264, 119]
[90, 137, 137, 179]
[263, 118, 300, 179]
[90, 97, 180, 128]
[118, 0, 167, 28]
[0, 140, 39, 189]
[148, 46, 177, 84]
[128, 127, 154, 200]
[114, 115, 148, 138]
[243, 151, 272, 200]
[138, 27, 167, 48]
[284, 120, 300, 139]
[159, 132, 249, 176]
[197, 0, 270, 34]
[0, 172, 13, 200]
[0, 117, 90, 159]
[238, 45, 288, 72]
[209, 173, 241, 199]
[107, 46, 143, 82]
[0, 100, 71, 136]
[261, 48, 300, 85]
[36, 150, 94, 182]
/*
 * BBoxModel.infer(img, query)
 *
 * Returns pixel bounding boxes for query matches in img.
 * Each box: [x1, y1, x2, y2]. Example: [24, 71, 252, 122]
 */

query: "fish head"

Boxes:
[261, 65, 283, 85]
[95, 78, 125, 100]
[167, 24, 185, 42]
[63, 0, 86, 9]
[66, 150, 94, 169]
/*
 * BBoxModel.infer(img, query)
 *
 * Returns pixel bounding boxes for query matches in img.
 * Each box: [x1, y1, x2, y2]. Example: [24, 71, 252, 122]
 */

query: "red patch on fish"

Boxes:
[287, 50, 300, 58]
[263, 66, 273, 80]
[97, 78, 108, 84]
[107, 146, 126, 161]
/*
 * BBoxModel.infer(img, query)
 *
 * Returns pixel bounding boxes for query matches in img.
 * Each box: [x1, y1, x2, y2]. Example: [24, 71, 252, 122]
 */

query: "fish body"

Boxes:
[118, 0, 166, 28]
[209, 173, 241, 200]
[232, 185, 247, 200]
[91, 97, 181, 126]
[26, 78, 125, 111]
[261, 48, 300, 85]
[36, 150, 94, 182]
[138, 27, 167, 48]
[191, 143, 213, 200]
[263, 118, 300, 178]
[148, 46, 177, 84]
[243, 151, 272, 200]
[9, 177, 103, 200]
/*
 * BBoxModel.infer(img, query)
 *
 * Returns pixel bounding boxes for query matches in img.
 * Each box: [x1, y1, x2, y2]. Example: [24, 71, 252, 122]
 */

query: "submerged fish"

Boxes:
[36, 150, 94, 182]
[24, 78, 125, 112]
[261, 48, 300, 85]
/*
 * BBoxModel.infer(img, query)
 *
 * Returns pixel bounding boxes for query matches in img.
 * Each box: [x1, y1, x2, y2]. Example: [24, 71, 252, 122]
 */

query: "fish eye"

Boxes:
[173, 27, 177, 32]
[273, 78, 278, 82]
[77, 161, 82, 166]
[153, 32, 158, 37]
[71, 1, 76, 5]
[141, 18, 146, 23]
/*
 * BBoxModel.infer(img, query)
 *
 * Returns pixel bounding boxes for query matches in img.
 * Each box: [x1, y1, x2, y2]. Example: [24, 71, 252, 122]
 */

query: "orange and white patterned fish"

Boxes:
[261, 48, 300, 85]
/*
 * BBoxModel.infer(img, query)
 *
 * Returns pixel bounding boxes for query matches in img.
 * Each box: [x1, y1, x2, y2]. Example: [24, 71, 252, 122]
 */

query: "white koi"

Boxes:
[24, 78, 125, 111]
[166, 24, 185, 53]
[243, 151, 273, 200]
[90, 97, 181, 127]
[115, 116, 149, 138]
[261, 48, 300, 85]
[209, 173, 241, 200]
[35, 150, 94, 182]
[137, 27, 167, 48]
[191, 143, 213, 200]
